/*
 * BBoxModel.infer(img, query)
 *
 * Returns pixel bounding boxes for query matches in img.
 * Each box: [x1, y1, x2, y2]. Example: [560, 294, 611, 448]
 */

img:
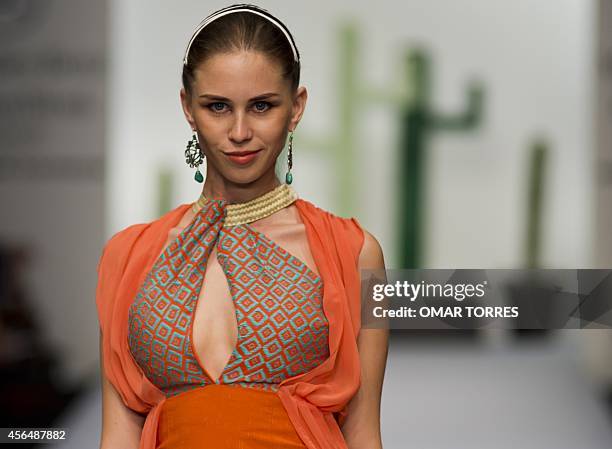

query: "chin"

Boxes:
[224, 169, 265, 186]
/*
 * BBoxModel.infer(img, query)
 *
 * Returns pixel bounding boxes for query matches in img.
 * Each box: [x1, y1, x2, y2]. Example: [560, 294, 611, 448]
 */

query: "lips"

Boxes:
[224, 149, 263, 165]
[224, 150, 261, 156]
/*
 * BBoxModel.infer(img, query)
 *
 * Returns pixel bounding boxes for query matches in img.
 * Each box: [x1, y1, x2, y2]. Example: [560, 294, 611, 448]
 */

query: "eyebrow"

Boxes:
[198, 93, 281, 101]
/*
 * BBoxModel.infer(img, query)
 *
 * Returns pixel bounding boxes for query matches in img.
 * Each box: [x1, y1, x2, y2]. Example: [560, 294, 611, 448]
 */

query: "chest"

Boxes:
[127, 215, 329, 396]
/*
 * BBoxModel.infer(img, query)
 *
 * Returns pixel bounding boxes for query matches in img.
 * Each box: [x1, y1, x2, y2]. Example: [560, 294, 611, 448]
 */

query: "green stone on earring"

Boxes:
[194, 169, 204, 183]
[285, 172, 293, 184]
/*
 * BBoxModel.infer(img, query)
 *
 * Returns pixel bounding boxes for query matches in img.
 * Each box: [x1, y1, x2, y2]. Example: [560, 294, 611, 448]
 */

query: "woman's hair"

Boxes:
[182, 10, 301, 96]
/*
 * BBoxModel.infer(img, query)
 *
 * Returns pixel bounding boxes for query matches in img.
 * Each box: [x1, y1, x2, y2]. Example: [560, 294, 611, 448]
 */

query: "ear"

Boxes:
[180, 88, 196, 130]
[289, 86, 307, 131]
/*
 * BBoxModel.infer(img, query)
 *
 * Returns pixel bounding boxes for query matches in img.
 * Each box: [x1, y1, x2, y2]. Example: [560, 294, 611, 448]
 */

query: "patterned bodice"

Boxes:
[127, 198, 329, 397]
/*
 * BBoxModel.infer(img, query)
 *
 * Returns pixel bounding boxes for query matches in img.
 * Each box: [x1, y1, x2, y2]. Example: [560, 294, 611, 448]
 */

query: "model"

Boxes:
[96, 4, 388, 449]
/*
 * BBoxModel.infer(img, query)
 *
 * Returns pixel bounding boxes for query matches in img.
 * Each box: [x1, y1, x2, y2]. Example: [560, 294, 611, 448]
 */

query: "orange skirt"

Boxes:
[157, 384, 307, 449]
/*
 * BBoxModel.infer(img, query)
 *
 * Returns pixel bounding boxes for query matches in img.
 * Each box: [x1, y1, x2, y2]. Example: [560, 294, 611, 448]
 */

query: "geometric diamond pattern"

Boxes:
[128, 199, 329, 397]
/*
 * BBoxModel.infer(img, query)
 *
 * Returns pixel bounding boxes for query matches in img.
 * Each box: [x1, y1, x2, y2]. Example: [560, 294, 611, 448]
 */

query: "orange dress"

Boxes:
[95, 191, 365, 449]
[127, 193, 329, 447]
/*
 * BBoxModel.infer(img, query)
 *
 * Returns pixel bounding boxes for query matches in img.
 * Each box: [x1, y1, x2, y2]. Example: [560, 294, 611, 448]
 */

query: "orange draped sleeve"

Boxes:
[95, 198, 365, 449]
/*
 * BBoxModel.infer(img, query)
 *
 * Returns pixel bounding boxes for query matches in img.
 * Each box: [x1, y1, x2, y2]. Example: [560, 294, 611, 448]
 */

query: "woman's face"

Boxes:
[180, 50, 307, 186]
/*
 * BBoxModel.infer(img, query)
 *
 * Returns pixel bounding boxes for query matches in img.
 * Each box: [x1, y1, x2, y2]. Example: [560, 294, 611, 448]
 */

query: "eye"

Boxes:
[253, 101, 271, 113]
[207, 102, 227, 113]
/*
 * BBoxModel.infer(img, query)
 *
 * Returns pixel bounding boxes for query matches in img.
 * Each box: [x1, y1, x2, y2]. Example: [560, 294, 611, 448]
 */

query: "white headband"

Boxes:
[183, 4, 300, 66]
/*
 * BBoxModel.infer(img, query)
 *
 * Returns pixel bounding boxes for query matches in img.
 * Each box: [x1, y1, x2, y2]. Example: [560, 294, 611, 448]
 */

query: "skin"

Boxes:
[182, 50, 301, 203]
[100, 49, 389, 449]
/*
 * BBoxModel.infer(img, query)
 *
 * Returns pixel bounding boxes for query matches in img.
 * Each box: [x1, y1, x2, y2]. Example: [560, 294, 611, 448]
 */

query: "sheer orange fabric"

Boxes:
[95, 198, 365, 449]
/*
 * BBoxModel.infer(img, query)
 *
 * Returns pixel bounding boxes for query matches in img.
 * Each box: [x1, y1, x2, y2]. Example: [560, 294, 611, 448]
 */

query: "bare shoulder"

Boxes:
[358, 228, 385, 271]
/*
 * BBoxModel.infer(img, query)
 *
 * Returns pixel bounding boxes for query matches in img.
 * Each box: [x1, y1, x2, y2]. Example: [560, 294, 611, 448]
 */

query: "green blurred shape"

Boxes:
[525, 138, 548, 269]
[398, 48, 484, 268]
[294, 22, 485, 271]
[157, 166, 174, 217]
[293, 21, 360, 217]
[337, 21, 358, 216]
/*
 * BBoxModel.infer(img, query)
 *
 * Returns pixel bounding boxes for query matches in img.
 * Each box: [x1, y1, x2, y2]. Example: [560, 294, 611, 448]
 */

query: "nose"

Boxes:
[228, 111, 252, 143]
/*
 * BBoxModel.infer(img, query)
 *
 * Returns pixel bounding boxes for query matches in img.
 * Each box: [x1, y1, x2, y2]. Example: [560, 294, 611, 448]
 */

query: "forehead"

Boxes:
[192, 51, 286, 96]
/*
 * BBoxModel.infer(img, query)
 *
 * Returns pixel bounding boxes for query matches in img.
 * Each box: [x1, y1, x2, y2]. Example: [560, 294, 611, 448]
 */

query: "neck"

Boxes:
[201, 168, 282, 204]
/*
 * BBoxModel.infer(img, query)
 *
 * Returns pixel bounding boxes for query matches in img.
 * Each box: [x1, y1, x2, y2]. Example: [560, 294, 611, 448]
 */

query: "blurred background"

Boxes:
[1, 0, 612, 447]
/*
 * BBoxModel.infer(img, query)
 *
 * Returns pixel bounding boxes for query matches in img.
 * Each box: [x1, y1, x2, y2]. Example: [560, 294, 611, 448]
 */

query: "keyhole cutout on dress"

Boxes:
[151, 202, 324, 386]
[191, 243, 238, 383]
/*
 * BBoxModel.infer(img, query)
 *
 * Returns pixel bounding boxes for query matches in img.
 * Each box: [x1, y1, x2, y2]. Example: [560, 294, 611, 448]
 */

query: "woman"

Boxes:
[96, 4, 388, 449]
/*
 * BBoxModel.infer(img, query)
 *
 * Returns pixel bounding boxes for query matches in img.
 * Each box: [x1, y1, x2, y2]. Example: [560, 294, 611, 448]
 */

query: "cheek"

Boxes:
[263, 127, 286, 144]
[192, 115, 224, 144]
[262, 130, 288, 159]
[192, 109, 212, 129]
[257, 116, 290, 146]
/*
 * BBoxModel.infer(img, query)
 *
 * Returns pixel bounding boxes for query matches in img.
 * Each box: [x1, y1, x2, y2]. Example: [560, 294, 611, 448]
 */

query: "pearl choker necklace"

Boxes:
[191, 184, 298, 226]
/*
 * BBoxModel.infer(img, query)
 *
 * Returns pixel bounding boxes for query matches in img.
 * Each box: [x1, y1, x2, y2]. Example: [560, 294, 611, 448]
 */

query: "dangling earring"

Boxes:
[285, 130, 294, 185]
[185, 129, 205, 183]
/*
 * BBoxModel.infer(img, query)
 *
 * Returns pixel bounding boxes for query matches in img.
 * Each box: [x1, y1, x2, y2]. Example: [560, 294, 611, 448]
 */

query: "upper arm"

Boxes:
[357, 228, 385, 273]
[99, 332, 145, 449]
[341, 229, 389, 449]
